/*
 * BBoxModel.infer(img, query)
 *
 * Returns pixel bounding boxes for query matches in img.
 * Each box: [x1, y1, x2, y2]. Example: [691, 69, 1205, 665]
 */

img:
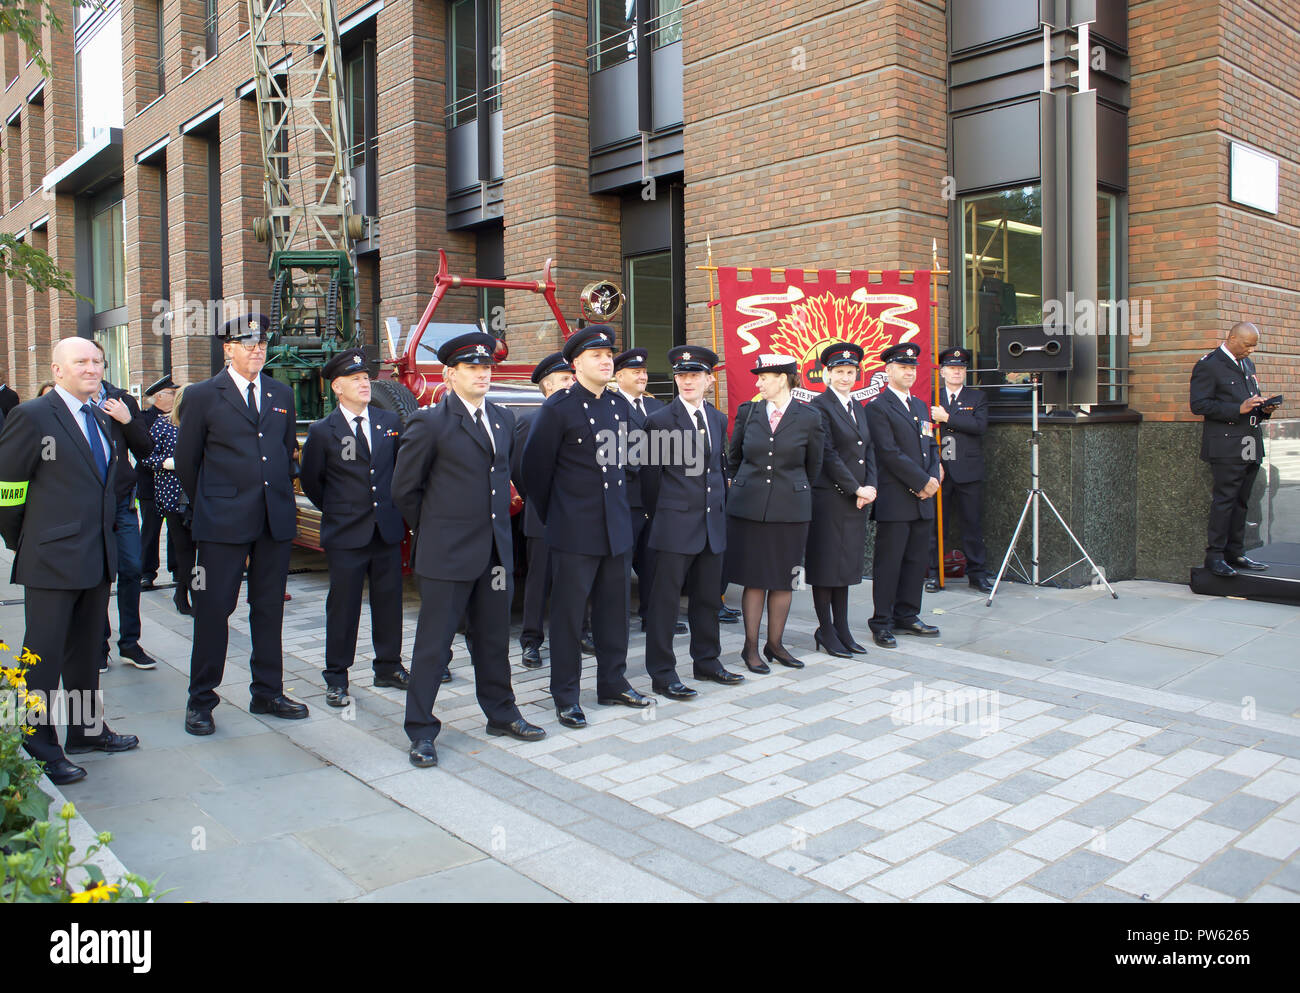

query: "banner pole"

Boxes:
[931, 240, 946, 591]
[705, 235, 721, 409]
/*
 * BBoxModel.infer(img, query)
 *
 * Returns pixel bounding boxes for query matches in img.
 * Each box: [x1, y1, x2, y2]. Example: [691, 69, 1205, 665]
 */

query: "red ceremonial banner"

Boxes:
[716, 267, 933, 425]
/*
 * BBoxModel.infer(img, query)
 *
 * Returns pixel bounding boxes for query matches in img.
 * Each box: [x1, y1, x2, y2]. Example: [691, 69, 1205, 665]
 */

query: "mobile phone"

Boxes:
[1262, 394, 1283, 408]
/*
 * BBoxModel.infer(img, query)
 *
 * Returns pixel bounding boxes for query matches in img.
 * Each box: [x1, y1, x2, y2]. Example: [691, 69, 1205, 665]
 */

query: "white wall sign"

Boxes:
[1230, 142, 1280, 214]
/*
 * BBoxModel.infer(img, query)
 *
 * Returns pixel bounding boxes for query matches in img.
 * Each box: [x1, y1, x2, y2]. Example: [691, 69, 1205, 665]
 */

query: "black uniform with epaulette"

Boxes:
[393, 332, 543, 767]
[863, 343, 942, 647]
[805, 342, 877, 657]
[520, 325, 654, 727]
[1190, 343, 1276, 574]
[640, 347, 744, 697]
[175, 314, 307, 733]
[300, 348, 410, 706]
[927, 347, 991, 592]
[614, 348, 666, 627]
[139, 375, 178, 588]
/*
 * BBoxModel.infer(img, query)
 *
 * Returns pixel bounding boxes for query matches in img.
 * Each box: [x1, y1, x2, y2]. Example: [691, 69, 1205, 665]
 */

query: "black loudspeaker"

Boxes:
[997, 324, 1074, 373]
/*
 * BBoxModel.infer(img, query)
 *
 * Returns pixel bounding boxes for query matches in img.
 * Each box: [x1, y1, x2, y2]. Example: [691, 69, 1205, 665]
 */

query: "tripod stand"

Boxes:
[987, 374, 1118, 605]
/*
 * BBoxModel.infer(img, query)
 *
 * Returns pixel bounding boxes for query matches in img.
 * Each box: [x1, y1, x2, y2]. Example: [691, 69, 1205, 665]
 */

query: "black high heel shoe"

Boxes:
[813, 629, 852, 659]
[836, 629, 868, 654]
[764, 644, 805, 669]
[740, 648, 770, 674]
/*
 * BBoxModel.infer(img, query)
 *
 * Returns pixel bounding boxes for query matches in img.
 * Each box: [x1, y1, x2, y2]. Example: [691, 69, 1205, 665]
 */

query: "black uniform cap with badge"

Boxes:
[530, 351, 573, 385]
[321, 347, 371, 381]
[820, 341, 865, 369]
[668, 345, 719, 374]
[144, 374, 179, 397]
[613, 347, 648, 372]
[561, 324, 617, 363]
[437, 331, 499, 366]
[938, 346, 972, 367]
[880, 342, 921, 366]
[220, 312, 270, 345]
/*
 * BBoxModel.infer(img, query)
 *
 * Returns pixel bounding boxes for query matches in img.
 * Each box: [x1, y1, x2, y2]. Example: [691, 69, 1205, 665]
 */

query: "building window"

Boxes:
[91, 198, 126, 313]
[590, 0, 636, 71]
[205, 0, 218, 60]
[343, 38, 377, 215]
[155, 0, 166, 94]
[447, 0, 476, 127]
[648, 0, 681, 48]
[74, 6, 123, 148]
[959, 185, 1043, 385]
[1096, 191, 1124, 404]
[486, 0, 500, 113]
[95, 325, 130, 386]
[625, 251, 674, 396]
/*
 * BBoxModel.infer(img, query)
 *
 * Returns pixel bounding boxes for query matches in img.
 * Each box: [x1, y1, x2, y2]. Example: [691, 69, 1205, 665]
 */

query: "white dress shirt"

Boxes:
[54, 384, 111, 462]
[679, 396, 711, 451]
[459, 393, 495, 452]
[226, 366, 262, 413]
[338, 402, 372, 450]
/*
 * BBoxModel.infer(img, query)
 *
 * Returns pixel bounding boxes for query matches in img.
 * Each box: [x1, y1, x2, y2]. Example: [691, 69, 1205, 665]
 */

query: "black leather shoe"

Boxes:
[1229, 555, 1268, 572]
[652, 681, 698, 701]
[674, 620, 689, 634]
[409, 739, 438, 768]
[924, 577, 940, 593]
[556, 705, 587, 729]
[1206, 558, 1237, 577]
[441, 669, 453, 684]
[521, 645, 543, 669]
[250, 695, 309, 719]
[174, 596, 192, 616]
[740, 650, 769, 674]
[694, 666, 744, 685]
[968, 575, 994, 594]
[120, 645, 157, 670]
[598, 688, 654, 708]
[487, 718, 547, 741]
[895, 620, 941, 637]
[140, 578, 158, 591]
[98, 655, 109, 672]
[43, 757, 88, 785]
[814, 628, 852, 658]
[836, 630, 868, 654]
[763, 644, 804, 669]
[326, 686, 350, 708]
[873, 630, 897, 648]
[580, 635, 596, 656]
[185, 709, 215, 736]
[65, 728, 140, 754]
[373, 667, 410, 690]
[718, 606, 740, 624]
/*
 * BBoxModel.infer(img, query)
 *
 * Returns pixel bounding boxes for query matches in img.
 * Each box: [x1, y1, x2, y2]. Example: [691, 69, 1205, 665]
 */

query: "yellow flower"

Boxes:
[0, 640, 10, 651]
[17, 648, 39, 665]
[60, 802, 76, 820]
[70, 883, 118, 903]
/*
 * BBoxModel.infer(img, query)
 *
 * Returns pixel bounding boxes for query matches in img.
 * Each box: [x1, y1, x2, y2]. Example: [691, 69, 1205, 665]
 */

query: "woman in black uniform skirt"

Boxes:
[806, 342, 877, 657]
[726, 355, 824, 673]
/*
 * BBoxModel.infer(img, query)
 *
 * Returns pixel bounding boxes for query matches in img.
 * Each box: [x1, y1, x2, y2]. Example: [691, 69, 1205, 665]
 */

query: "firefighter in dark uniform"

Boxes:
[299, 348, 411, 708]
[863, 342, 942, 648]
[640, 346, 744, 698]
[925, 346, 992, 594]
[521, 325, 654, 728]
[175, 313, 308, 735]
[1190, 321, 1279, 576]
[139, 375, 178, 590]
[805, 341, 877, 657]
[394, 331, 545, 769]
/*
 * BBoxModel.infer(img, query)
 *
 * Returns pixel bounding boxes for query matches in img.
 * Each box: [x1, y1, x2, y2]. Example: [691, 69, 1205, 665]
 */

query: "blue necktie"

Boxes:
[81, 404, 108, 482]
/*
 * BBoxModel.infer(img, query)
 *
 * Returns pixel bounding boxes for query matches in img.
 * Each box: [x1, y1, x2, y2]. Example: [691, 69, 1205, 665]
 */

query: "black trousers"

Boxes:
[405, 552, 520, 742]
[324, 531, 404, 689]
[21, 583, 110, 763]
[871, 518, 929, 634]
[188, 532, 292, 713]
[139, 497, 173, 581]
[164, 513, 197, 609]
[629, 508, 653, 621]
[549, 549, 631, 709]
[1207, 459, 1262, 560]
[520, 535, 550, 650]
[928, 476, 987, 578]
[645, 547, 724, 685]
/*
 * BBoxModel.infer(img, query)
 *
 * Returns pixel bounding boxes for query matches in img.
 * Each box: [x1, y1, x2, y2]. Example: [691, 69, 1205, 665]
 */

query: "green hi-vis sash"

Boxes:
[0, 482, 29, 506]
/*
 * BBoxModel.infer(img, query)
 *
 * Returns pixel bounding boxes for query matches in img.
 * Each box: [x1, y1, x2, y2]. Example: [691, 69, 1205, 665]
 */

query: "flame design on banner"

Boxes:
[715, 268, 933, 426]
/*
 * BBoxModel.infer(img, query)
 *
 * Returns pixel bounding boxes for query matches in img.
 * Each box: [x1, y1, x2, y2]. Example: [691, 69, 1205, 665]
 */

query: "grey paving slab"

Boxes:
[296, 808, 485, 890]
[960, 629, 1098, 665]
[1026, 851, 1126, 900]
[153, 836, 363, 903]
[984, 771, 1063, 805]
[353, 859, 565, 903]
[1190, 849, 1285, 899]
[83, 796, 241, 870]
[1064, 793, 1148, 829]
[190, 767, 395, 842]
[1165, 661, 1300, 715]
[1124, 616, 1265, 656]
[938, 820, 1031, 864]
[1178, 769, 1253, 803]
[1059, 641, 1216, 689]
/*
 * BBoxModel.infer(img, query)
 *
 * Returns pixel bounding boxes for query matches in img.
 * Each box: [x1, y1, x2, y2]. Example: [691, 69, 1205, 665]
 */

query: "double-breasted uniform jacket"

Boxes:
[621, 391, 665, 513]
[300, 405, 405, 550]
[934, 385, 988, 484]
[511, 407, 545, 541]
[725, 399, 825, 523]
[0, 391, 119, 588]
[520, 382, 635, 558]
[864, 389, 941, 521]
[175, 369, 299, 544]
[1190, 348, 1272, 463]
[393, 390, 515, 581]
[806, 388, 877, 584]
[641, 398, 728, 556]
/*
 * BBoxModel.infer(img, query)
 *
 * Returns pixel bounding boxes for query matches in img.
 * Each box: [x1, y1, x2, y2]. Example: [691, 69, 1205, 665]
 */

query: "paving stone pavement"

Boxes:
[4, 541, 1299, 903]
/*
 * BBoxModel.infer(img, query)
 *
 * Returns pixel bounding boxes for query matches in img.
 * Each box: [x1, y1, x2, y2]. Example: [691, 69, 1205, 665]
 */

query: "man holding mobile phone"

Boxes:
[1190, 322, 1279, 577]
